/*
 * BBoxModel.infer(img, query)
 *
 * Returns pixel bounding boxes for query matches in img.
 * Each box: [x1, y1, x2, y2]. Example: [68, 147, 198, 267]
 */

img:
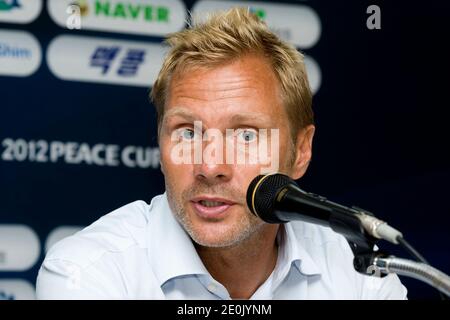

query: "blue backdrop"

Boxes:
[0, 0, 449, 299]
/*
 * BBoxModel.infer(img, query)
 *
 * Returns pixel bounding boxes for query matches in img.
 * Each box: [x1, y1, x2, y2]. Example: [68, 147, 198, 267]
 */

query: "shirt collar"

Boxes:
[280, 222, 322, 277]
[147, 193, 210, 287]
[147, 193, 321, 288]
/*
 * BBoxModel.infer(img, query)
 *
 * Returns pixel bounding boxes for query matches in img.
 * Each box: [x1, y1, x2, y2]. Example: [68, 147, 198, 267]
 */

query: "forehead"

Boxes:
[164, 54, 284, 123]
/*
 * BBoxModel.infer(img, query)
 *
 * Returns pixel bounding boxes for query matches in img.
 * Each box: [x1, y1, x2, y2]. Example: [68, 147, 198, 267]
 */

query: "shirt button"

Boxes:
[207, 283, 217, 292]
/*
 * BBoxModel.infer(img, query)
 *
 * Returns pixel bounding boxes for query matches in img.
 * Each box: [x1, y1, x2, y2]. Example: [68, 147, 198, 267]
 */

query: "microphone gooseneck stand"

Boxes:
[374, 256, 450, 296]
[247, 173, 450, 298]
[296, 197, 450, 298]
[330, 205, 450, 298]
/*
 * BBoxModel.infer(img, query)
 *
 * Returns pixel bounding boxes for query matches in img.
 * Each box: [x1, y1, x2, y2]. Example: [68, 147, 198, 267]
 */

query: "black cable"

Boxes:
[396, 236, 429, 264]
[396, 236, 448, 300]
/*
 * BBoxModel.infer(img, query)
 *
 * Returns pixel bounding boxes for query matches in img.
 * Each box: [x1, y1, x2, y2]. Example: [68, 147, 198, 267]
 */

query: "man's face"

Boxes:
[159, 54, 297, 248]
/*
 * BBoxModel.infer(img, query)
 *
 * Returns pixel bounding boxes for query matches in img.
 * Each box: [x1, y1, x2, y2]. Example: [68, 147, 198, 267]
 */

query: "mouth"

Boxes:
[190, 196, 237, 220]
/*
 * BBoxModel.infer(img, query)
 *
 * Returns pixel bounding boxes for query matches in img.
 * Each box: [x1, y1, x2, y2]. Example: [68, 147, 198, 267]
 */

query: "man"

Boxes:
[36, 8, 407, 299]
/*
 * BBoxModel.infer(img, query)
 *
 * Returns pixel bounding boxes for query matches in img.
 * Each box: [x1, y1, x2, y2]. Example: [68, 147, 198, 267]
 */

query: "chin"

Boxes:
[192, 236, 242, 248]
[188, 222, 252, 248]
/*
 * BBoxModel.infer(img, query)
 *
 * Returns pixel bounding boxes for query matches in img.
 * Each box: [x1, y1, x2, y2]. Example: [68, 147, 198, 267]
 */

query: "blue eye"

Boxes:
[180, 128, 195, 140]
[237, 129, 257, 143]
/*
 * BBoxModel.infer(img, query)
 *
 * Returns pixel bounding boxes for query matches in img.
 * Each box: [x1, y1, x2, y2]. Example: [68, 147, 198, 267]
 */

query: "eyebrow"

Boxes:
[229, 113, 273, 126]
[163, 108, 197, 124]
[162, 107, 275, 128]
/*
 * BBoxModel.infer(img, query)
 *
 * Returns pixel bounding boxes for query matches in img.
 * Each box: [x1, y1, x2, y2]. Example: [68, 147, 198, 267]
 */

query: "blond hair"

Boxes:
[151, 7, 314, 141]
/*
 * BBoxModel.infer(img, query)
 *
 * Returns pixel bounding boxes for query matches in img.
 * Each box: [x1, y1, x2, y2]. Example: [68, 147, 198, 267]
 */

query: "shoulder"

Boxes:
[44, 199, 154, 269]
[37, 197, 167, 299]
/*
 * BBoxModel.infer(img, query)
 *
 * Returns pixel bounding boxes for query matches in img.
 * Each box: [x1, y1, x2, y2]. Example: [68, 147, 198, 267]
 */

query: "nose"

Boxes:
[194, 162, 233, 184]
[193, 138, 233, 184]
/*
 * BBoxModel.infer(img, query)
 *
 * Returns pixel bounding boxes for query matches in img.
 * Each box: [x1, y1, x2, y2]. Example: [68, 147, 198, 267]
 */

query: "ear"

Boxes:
[290, 125, 315, 180]
[160, 160, 165, 175]
[159, 144, 165, 176]
[158, 134, 166, 176]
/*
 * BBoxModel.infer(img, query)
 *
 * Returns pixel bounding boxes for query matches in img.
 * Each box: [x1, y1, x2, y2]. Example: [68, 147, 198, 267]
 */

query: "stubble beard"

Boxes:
[165, 180, 265, 248]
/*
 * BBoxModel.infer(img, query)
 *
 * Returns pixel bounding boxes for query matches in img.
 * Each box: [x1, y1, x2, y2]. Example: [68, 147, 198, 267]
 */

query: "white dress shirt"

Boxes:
[36, 193, 407, 299]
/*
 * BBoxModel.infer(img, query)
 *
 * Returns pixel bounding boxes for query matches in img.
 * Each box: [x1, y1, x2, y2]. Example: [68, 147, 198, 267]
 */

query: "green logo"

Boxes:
[0, 0, 21, 11]
[94, 0, 170, 23]
[250, 7, 266, 20]
[71, 0, 89, 16]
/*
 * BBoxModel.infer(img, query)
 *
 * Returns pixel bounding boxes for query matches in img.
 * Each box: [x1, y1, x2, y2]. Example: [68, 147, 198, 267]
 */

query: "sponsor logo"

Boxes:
[0, 280, 35, 300]
[46, 35, 166, 87]
[1, 138, 161, 169]
[0, 0, 21, 11]
[0, 224, 40, 272]
[47, 0, 186, 36]
[0, 0, 42, 24]
[0, 41, 31, 58]
[249, 7, 265, 20]
[192, 0, 321, 49]
[0, 29, 42, 77]
[74, 0, 89, 16]
[92, 0, 170, 23]
[90, 46, 146, 77]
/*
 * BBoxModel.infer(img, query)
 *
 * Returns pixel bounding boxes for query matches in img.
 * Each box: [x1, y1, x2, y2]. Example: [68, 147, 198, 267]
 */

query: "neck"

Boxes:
[195, 224, 280, 299]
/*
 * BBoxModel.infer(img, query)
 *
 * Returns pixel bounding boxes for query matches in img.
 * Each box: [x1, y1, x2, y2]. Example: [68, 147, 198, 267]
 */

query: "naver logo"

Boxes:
[49, 0, 186, 36]
[0, 0, 21, 11]
[93, 0, 170, 23]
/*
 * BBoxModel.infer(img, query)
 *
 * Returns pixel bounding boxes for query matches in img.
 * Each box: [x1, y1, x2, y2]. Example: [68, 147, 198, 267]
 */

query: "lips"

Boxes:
[190, 196, 236, 219]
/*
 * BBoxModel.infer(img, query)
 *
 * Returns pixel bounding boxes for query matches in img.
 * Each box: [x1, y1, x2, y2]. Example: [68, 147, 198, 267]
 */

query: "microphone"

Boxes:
[247, 174, 450, 297]
[246, 173, 403, 245]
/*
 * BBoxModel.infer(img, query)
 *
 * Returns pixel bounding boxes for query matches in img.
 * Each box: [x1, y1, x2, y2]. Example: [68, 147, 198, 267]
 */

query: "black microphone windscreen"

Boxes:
[246, 173, 293, 218]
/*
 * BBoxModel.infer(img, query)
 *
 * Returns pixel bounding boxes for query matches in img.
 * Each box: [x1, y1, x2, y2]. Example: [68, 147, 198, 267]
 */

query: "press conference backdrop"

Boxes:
[0, 0, 449, 300]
